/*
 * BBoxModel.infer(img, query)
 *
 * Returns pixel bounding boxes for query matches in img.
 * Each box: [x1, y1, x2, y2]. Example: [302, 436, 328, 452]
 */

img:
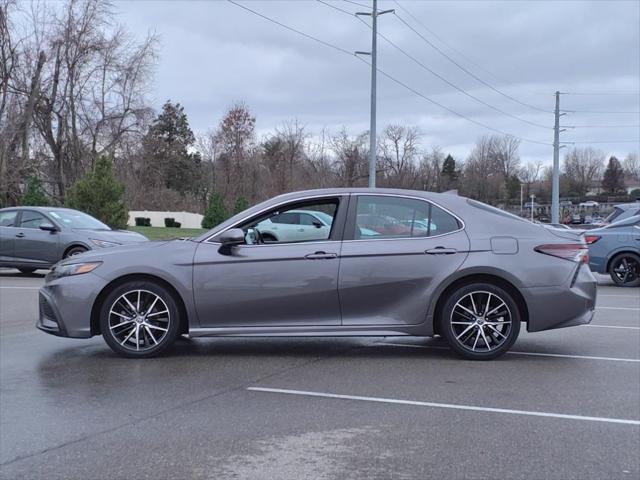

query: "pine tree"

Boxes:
[441, 154, 458, 190]
[233, 196, 249, 214]
[21, 177, 50, 206]
[601, 156, 625, 194]
[66, 156, 128, 229]
[202, 192, 227, 228]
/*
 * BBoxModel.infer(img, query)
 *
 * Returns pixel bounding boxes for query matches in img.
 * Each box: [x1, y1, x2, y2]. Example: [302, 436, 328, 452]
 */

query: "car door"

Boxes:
[192, 195, 348, 328]
[13, 210, 60, 265]
[0, 210, 19, 263]
[339, 194, 470, 326]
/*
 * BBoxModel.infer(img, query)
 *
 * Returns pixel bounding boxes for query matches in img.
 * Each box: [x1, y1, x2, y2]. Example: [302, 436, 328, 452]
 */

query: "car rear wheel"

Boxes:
[99, 280, 180, 358]
[608, 253, 640, 287]
[439, 283, 521, 360]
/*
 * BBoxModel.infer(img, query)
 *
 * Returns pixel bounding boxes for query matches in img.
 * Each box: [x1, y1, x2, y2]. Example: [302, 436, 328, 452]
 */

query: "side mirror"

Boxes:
[39, 223, 57, 232]
[312, 220, 323, 229]
[218, 228, 245, 246]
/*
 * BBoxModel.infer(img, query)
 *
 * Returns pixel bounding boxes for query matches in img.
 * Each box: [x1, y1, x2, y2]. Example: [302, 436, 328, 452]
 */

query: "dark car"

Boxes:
[0, 207, 147, 273]
[37, 189, 596, 360]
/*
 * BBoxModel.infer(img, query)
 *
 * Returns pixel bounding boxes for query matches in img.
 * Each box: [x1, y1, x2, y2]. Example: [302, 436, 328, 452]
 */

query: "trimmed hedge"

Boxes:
[135, 217, 151, 227]
[164, 218, 181, 228]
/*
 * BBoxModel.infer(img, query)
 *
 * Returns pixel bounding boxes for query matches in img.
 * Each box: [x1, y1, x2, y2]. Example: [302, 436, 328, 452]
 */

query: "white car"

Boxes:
[579, 201, 599, 208]
[255, 209, 333, 242]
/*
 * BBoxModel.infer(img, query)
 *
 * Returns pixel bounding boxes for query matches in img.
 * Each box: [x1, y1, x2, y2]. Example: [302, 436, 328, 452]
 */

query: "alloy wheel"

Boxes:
[612, 256, 639, 285]
[449, 290, 513, 353]
[108, 289, 171, 352]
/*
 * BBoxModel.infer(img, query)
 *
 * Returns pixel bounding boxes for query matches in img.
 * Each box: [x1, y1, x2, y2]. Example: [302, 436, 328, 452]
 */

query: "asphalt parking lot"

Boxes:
[0, 269, 638, 480]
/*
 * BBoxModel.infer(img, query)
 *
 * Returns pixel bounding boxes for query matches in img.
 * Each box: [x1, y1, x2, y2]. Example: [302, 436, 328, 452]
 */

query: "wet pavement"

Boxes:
[0, 269, 638, 479]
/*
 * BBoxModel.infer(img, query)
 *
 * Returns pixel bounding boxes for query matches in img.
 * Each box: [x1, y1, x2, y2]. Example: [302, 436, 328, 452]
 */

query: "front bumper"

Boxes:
[523, 262, 597, 332]
[37, 272, 108, 338]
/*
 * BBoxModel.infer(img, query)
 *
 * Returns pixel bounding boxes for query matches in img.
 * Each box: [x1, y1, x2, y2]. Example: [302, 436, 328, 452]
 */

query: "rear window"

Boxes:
[466, 199, 528, 223]
[603, 207, 624, 224]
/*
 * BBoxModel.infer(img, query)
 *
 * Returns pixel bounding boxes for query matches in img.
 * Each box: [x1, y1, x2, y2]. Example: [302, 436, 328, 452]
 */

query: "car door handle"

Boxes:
[15, 233, 25, 238]
[425, 247, 457, 255]
[305, 251, 337, 260]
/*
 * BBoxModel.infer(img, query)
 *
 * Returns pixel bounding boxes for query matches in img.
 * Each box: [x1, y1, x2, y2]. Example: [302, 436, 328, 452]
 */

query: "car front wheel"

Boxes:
[609, 253, 640, 287]
[439, 283, 521, 360]
[99, 280, 180, 358]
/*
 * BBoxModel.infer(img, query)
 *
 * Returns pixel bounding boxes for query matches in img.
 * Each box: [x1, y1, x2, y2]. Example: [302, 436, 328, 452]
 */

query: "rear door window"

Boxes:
[0, 210, 18, 227]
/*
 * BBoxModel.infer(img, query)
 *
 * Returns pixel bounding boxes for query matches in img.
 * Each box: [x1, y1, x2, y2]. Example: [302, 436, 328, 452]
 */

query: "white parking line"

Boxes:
[379, 343, 640, 363]
[596, 306, 640, 311]
[582, 324, 640, 330]
[247, 387, 640, 426]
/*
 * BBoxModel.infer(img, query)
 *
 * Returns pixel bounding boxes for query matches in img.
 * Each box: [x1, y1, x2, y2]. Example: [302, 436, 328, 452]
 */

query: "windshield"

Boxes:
[602, 215, 640, 229]
[603, 207, 624, 224]
[47, 210, 110, 230]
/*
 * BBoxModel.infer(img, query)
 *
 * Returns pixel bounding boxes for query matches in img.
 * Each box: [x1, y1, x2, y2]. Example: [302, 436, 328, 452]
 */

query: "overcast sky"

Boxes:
[116, 0, 640, 166]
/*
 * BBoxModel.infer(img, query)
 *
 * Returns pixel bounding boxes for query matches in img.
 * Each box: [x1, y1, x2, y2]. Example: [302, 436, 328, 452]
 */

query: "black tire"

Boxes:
[99, 280, 180, 358]
[438, 283, 521, 360]
[64, 246, 88, 258]
[18, 268, 36, 275]
[608, 253, 640, 287]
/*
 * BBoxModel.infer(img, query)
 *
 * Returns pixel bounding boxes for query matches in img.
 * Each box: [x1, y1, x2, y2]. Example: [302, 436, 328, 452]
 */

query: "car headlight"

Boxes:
[49, 261, 102, 279]
[90, 238, 121, 248]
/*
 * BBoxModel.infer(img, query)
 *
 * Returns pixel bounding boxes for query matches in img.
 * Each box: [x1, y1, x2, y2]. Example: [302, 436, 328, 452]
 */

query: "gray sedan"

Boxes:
[36, 189, 597, 360]
[0, 206, 147, 273]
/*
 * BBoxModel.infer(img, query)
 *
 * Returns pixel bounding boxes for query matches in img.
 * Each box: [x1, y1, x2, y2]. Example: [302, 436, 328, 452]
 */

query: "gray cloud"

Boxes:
[116, 0, 640, 164]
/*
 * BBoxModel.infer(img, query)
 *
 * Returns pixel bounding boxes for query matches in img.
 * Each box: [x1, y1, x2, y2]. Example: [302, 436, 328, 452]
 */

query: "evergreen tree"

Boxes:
[441, 154, 459, 190]
[66, 156, 128, 229]
[141, 101, 202, 195]
[202, 192, 227, 228]
[601, 156, 625, 194]
[21, 177, 50, 206]
[233, 196, 249, 214]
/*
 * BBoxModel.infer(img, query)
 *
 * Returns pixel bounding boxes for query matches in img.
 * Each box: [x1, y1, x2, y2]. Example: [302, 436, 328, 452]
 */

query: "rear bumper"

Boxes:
[523, 262, 597, 332]
[37, 272, 107, 338]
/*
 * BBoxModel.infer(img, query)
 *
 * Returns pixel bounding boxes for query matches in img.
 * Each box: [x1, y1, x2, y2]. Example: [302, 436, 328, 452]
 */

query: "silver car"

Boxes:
[0, 206, 147, 273]
[36, 189, 597, 360]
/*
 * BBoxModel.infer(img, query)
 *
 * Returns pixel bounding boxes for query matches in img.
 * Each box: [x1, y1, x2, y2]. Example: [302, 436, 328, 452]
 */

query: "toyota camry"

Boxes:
[37, 189, 597, 360]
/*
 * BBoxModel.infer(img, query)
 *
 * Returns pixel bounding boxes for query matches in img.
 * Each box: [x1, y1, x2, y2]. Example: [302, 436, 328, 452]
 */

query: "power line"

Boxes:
[226, 0, 353, 56]
[348, 13, 552, 130]
[563, 125, 640, 129]
[564, 92, 640, 96]
[561, 140, 640, 144]
[316, 0, 356, 16]
[561, 109, 640, 114]
[227, 0, 551, 146]
[342, 0, 370, 8]
[392, 4, 552, 114]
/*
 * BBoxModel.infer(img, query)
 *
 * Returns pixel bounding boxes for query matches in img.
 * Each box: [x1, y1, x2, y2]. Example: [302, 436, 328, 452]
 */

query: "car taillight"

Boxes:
[535, 244, 589, 263]
[584, 235, 601, 244]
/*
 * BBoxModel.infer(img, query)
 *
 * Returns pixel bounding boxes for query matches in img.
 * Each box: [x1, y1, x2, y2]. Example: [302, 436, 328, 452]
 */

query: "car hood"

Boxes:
[57, 239, 176, 266]
[72, 228, 148, 243]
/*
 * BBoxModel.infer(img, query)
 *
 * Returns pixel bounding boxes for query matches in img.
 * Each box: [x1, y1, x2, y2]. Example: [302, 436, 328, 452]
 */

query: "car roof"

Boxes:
[0, 206, 78, 213]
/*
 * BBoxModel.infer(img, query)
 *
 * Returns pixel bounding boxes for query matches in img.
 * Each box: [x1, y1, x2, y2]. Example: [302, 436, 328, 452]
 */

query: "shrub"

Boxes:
[202, 192, 227, 229]
[134, 217, 151, 227]
[21, 177, 50, 206]
[164, 217, 176, 227]
[234, 196, 249, 214]
[66, 156, 128, 229]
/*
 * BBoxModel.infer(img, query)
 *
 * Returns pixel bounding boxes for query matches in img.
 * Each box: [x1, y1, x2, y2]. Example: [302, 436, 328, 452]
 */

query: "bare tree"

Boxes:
[563, 147, 605, 197]
[623, 152, 640, 182]
[378, 124, 421, 188]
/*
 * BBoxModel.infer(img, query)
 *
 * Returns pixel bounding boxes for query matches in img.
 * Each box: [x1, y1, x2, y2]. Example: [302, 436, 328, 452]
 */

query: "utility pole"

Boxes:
[551, 91, 566, 224]
[355, 1, 393, 188]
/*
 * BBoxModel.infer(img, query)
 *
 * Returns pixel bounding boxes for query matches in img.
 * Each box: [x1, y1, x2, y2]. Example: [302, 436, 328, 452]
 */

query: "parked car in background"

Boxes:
[255, 209, 333, 243]
[579, 201, 599, 208]
[571, 214, 583, 224]
[602, 203, 640, 225]
[560, 200, 573, 207]
[37, 188, 596, 360]
[0, 207, 147, 274]
[584, 215, 640, 287]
